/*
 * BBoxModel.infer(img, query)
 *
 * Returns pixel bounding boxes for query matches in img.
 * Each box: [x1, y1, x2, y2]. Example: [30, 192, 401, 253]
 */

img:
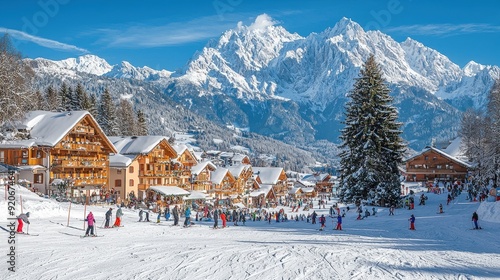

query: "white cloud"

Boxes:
[385, 23, 500, 36]
[248, 14, 277, 31]
[0, 27, 89, 53]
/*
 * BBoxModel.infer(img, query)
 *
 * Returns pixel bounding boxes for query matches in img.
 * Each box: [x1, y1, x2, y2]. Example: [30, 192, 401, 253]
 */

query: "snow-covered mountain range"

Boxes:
[27, 15, 500, 156]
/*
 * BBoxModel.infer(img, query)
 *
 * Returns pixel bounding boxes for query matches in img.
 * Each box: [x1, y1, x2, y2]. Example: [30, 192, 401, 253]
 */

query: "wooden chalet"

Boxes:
[0, 111, 117, 197]
[210, 167, 237, 200]
[252, 167, 288, 198]
[108, 136, 178, 201]
[302, 173, 334, 193]
[404, 147, 472, 182]
[190, 161, 217, 192]
[227, 164, 253, 196]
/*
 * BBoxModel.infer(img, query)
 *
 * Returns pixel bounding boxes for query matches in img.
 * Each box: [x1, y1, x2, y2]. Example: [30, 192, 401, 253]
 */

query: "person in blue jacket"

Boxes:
[183, 207, 191, 227]
[335, 214, 342, 230]
[409, 214, 416, 230]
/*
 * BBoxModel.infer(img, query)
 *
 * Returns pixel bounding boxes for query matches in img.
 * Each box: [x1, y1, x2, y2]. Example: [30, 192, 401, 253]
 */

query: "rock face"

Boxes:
[28, 15, 500, 152]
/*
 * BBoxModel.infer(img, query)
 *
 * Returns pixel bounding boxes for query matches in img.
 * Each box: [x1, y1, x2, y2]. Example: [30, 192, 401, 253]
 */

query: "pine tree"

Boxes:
[45, 85, 58, 111]
[338, 54, 405, 206]
[486, 79, 500, 186]
[136, 109, 148, 136]
[76, 83, 90, 111]
[58, 82, 69, 111]
[97, 88, 118, 136]
[88, 93, 99, 118]
[116, 98, 136, 136]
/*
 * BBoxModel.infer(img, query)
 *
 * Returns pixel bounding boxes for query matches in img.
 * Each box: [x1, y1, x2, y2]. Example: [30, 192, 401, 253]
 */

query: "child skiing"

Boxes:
[105, 208, 113, 228]
[113, 207, 123, 227]
[319, 214, 326, 230]
[221, 211, 227, 228]
[438, 204, 444, 214]
[16, 212, 30, 233]
[472, 211, 480, 229]
[409, 214, 415, 230]
[85, 211, 96, 237]
[336, 214, 342, 230]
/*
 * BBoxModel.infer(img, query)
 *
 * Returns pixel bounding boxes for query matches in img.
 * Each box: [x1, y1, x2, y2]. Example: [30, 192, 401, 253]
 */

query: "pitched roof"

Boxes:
[1, 111, 116, 152]
[252, 167, 285, 185]
[149, 186, 190, 197]
[404, 146, 473, 168]
[191, 160, 217, 176]
[109, 136, 171, 155]
[210, 167, 230, 185]
[109, 154, 136, 167]
[227, 164, 251, 179]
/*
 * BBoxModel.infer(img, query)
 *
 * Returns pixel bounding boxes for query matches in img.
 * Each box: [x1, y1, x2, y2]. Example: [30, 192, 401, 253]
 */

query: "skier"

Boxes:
[336, 214, 342, 230]
[409, 214, 415, 230]
[319, 214, 326, 230]
[105, 208, 113, 228]
[183, 207, 191, 227]
[364, 209, 371, 218]
[138, 209, 144, 222]
[311, 211, 317, 224]
[438, 204, 444, 214]
[157, 209, 162, 223]
[221, 211, 227, 228]
[447, 194, 452, 205]
[372, 207, 377, 216]
[172, 205, 179, 226]
[144, 209, 150, 222]
[472, 211, 479, 229]
[213, 207, 219, 229]
[164, 205, 170, 221]
[84, 211, 96, 237]
[389, 205, 395, 216]
[16, 212, 30, 233]
[113, 207, 123, 227]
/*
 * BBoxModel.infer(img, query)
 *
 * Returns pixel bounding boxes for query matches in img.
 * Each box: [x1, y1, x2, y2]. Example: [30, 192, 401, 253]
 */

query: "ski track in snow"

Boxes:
[1, 189, 500, 280]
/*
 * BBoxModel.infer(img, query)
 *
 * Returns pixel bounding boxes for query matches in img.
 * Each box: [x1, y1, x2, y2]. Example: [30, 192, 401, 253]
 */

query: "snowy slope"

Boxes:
[2, 185, 499, 280]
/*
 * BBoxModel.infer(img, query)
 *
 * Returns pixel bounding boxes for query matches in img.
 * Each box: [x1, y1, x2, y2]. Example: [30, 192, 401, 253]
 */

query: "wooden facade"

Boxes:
[0, 111, 116, 196]
[404, 147, 471, 182]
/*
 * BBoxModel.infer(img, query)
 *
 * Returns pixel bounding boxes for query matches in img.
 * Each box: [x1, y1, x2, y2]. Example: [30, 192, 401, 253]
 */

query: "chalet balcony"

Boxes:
[73, 177, 107, 186]
[405, 168, 467, 175]
[57, 142, 103, 152]
[52, 159, 107, 169]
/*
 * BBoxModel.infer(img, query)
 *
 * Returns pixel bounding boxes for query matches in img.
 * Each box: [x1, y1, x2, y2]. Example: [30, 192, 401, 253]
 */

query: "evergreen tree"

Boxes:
[338, 54, 405, 206]
[486, 79, 500, 186]
[45, 85, 58, 111]
[68, 85, 79, 110]
[136, 109, 148, 136]
[97, 88, 118, 136]
[58, 82, 69, 111]
[88, 93, 98, 118]
[116, 98, 136, 136]
[76, 83, 90, 111]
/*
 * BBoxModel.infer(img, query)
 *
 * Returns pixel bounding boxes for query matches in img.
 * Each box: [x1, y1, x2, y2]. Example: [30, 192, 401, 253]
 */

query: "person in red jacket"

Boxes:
[319, 214, 326, 230]
[220, 212, 227, 228]
[17, 212, 30, 233]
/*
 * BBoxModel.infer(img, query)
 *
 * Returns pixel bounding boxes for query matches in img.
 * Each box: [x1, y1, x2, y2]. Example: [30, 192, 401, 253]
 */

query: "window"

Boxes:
[433, 157, 437, 161]
[115, 180, 122, 187]
[436, 165, 442, 169]
[116, 169, 122, 175]
[424, 156, 428, 160]
[34, 174, 43, 184]
[129, 179, 134, 186]
[129, 166, 134, 173]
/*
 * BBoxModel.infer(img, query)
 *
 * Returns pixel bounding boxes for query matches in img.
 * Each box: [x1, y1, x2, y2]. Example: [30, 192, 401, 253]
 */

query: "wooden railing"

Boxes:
[52, 159, 107, 169]
[74, 177, 107, 186]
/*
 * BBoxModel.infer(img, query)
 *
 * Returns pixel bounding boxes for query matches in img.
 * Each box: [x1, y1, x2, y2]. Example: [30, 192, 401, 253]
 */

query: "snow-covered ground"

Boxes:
[1, 185, 500, 280]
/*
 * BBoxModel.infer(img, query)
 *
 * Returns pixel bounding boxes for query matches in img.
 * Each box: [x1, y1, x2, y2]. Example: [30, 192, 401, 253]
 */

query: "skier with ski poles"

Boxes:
[84, 211, 96, 237]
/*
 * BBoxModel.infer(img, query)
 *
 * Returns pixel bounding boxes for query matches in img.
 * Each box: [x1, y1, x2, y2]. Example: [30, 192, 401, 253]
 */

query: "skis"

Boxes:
[16, 232, 39, 236]
[471, 227, 483, 230]
[80, 235, 104, 238]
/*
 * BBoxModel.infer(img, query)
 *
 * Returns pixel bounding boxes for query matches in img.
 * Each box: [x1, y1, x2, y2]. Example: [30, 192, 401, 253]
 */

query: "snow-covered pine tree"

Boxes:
[88, 93, 98, 118]
[33, 90, 45, 110]
[0, 34, 34, 127]
[338, 54, 405, 206]
[58, 82, 69, 112]
[97, 88, 118, 136]
[45, 85, 58, 111]
[116, 98, 136, 136]
[67, 85, 78, 111]
[136, 109, 148, 136]
[486, 79, 500, 186]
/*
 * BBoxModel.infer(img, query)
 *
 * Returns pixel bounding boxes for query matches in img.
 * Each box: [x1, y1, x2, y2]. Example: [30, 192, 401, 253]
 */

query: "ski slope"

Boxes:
[1, 185, 499, 280]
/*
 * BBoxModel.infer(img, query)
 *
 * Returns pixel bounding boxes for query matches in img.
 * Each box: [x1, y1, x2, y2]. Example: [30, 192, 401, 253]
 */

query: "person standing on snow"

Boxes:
[221, 211, 227, 228]
[311, 211, 318, 224]
[16, 212, 30, 233]
[472, 211, 479, 229]
[409, 214, 416, 230]
[213, 207, 219, 229]
[85, 211, 96, 237]
[138, 209, 144, 222]
[183, 207, 191, 227]
[336, 214, 342, 230]
[389, 205, 395, 216]
[172, 205, 179, 226]
[105, 208, 113, 228]
[319, 214, 326, 230]
[113, 207, 123, 227]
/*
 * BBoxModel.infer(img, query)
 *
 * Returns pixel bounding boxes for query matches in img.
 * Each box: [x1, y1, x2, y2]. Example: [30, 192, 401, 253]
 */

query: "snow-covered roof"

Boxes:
[184, 191, 207, 200]
[298, 180, 316, 187]
[16, 165, 46, 171]
[109, 154, 136, 167]
[226, 164, 250, 179]
[211, 168, 229, 185]
[252, 167, 284, 185]
[442, 137, 468, 160]
[289, 187, 302, 195]
[405, 146, 473, 168]
[301, 187, 315, 193]
[249, 184, 273, 197]
[302, 173, 330, 182]
[149, 186, 190, 197]
[191, 161, 217, 176]
[1, 111, 116, 152]
[109, 136, 171, 155]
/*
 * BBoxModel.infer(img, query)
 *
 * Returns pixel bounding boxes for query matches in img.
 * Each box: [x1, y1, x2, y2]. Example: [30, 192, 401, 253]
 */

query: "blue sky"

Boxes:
[1, 0, 499, 71]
